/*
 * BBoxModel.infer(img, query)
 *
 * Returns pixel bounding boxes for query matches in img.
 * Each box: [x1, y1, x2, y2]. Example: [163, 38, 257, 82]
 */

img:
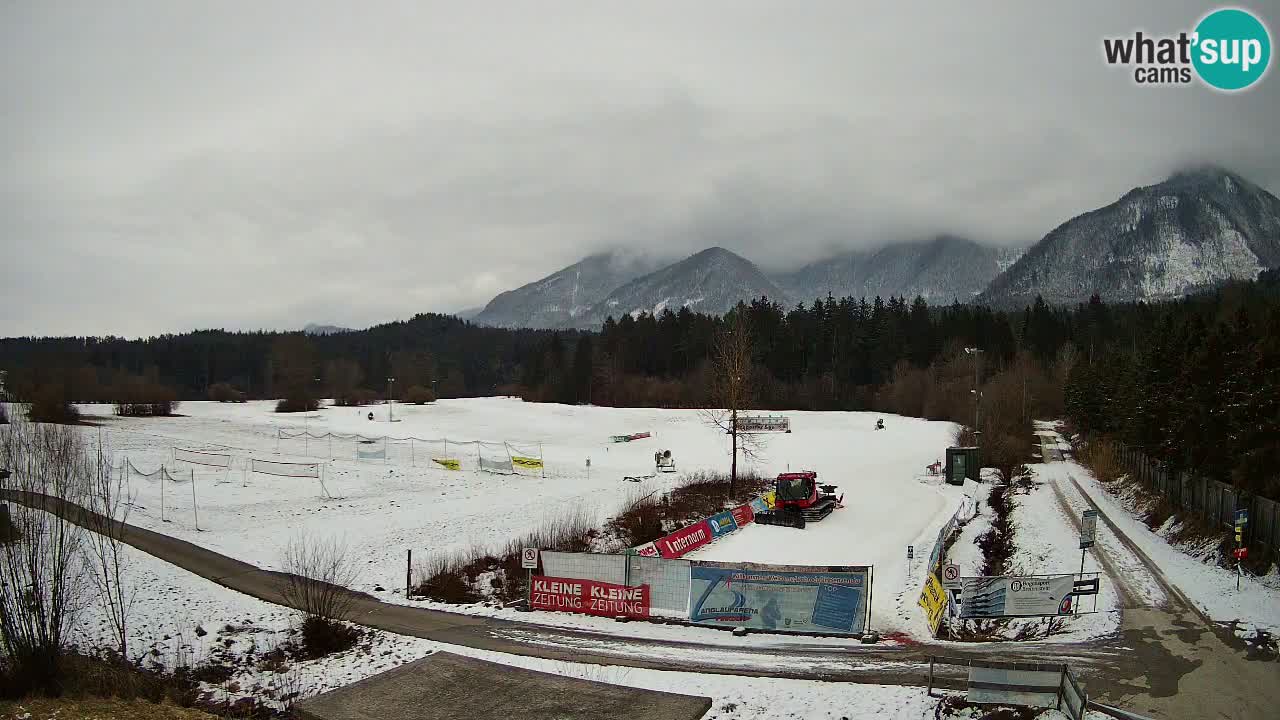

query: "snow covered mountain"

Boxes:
[980, 168, 1280, 307]
[472, 252, 660, 329]
[569, 247, 788, 328]
[774, 236, 1017, 305]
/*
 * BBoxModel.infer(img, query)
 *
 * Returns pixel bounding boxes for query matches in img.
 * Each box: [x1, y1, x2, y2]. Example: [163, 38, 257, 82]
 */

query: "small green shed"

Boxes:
[945, 446, 980, 485]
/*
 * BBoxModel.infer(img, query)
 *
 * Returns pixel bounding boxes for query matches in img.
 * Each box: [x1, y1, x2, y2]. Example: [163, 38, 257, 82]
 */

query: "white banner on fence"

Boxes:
[541, 551, 627, 586]
[174, 448, 232, 468]
[960, 575, 1075, 618]
[626, 555, 691, 618]
[479, 456, 514, 474]
[250, 458, 322, 479]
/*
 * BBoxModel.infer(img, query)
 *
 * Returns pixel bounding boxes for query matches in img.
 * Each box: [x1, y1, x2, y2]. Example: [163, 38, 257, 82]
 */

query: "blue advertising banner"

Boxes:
[706, 511, 738, 538]
[750, 497, 769, 515]
[689, 562, 871, 634]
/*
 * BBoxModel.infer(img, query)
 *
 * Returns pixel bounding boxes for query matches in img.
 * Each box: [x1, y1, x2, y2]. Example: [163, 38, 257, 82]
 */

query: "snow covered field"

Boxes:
[76, 399, 960, 636]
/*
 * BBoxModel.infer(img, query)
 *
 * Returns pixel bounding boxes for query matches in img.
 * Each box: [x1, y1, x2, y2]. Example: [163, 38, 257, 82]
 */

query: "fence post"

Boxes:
[1056, 668, 1066, 710]
[190, 469, 199, 531]
[406, 549, 413, 598]
[927, 656, 935, 696]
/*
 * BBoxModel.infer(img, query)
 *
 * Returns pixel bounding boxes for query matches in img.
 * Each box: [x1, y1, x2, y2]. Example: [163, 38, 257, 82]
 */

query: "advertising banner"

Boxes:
[750, 497, 770, 515]
[529, 576, 649, 619]
[960, 575, 1076, 618]
[762, 491, 776, 509]
[918, 572, 947, 635]
[632, 541, 660, 557]
[689, 563, 870, 634]
[707, 511, 738, 538]
[730, 504, 755, 528]
[511, 456, 543, 469]
[733, 416, 791, 433]
[656, 520, 712, 558]
[432, 457, 460, 471]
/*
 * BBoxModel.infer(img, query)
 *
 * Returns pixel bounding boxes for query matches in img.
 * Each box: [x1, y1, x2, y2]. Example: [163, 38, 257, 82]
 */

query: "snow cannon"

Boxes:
[655, 449, 676, 473]
[754, 471, 843, 529]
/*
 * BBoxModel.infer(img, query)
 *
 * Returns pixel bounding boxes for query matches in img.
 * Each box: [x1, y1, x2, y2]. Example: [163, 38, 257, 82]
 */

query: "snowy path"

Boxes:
[1032, 424, 1279, 635]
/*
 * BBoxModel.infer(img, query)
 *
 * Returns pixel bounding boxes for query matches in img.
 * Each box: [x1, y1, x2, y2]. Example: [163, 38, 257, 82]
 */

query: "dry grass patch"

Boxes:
[0, 698, 218, 720]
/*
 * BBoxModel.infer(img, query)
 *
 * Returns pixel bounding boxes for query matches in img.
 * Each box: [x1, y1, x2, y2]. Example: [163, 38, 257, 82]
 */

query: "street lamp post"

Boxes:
[964, 347, 983, 435]
[387, 377, 396, 422]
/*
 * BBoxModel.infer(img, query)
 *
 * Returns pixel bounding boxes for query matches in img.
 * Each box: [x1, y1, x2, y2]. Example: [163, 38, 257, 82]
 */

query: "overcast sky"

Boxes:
[2, 2, 1277, 337]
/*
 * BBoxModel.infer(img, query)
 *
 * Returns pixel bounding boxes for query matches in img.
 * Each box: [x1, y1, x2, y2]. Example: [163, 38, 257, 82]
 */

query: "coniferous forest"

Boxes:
[1, 269, 1277, 498]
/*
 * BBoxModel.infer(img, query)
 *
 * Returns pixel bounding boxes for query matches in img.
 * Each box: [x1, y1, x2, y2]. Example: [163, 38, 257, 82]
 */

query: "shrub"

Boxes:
[414, 553, 481, 604]
[275, 395, 319, 413]
[207, 382, 246, 403]
[404, 385, 435, 405]
[298, 616, 360, 659]
[279, 534, 360, 658]
[112, 375, 180, 417]
[978, 484, 1017, 576]
[26, 383, 79, 424]
[280, 535, 360, 622]
[414, 506, 597, 603]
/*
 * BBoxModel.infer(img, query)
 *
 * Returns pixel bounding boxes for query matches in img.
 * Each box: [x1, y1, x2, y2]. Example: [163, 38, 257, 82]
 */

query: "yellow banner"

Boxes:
[763, 491, 776, 509]
[432, 457, 460, 471]
[918, 573, 947, 636]
[511, 456, 543, 469]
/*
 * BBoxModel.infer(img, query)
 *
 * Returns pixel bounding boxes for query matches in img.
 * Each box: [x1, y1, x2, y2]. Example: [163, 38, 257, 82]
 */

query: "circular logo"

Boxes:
[1010, 580, 1023, 592]
[1192, 8, 1272, 91]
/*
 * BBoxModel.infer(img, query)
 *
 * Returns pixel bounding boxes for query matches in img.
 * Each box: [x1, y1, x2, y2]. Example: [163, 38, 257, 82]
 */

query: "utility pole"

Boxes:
[387, 377, 396, 422]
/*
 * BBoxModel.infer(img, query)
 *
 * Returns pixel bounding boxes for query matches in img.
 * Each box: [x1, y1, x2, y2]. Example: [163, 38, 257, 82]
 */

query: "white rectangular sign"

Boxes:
[521, 547, 539, 569]
[1080, 509, 1098, 549]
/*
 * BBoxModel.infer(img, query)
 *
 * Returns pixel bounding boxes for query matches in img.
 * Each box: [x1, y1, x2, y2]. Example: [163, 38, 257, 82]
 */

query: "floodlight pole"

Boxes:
[964, 348, 984, 432]
[387, 377, 396, 422]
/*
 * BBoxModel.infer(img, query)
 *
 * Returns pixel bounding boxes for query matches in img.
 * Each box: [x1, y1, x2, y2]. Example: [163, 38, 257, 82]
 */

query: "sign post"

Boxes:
[1078, 510, 1098, 614]
[1234, 509, 1248, 591]
[586, 457, 590, 482]
[521, 547, 539, 609]
[907, 545, 914, 580]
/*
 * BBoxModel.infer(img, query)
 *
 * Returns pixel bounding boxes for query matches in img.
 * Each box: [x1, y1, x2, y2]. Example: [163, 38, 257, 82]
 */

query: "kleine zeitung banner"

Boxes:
[530, 576, 650, 619]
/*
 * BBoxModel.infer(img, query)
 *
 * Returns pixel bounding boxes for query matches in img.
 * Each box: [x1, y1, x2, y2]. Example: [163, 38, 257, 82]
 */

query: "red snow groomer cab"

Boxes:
[754, 471, 843, 529]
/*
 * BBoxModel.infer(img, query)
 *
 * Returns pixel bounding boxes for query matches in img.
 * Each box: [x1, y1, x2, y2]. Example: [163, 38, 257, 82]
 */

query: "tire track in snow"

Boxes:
[1060, 471, 1211, 626]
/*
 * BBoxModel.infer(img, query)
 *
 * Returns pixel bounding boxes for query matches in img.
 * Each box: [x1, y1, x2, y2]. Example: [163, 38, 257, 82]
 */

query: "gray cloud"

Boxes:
[3, 1, 1277, 336]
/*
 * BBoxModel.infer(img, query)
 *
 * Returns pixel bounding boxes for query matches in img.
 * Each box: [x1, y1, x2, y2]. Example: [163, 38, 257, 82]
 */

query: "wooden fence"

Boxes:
[1115, 443, 1279, 557]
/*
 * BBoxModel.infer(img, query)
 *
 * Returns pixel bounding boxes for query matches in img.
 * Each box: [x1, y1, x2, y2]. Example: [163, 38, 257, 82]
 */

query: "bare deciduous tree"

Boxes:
[83, 431, 136, 659]
[0, 416, 90, 693]
[700, 309, 764, 493]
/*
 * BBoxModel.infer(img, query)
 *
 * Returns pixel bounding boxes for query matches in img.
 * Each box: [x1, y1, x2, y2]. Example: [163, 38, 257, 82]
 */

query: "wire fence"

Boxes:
[274, 429, 544, 475]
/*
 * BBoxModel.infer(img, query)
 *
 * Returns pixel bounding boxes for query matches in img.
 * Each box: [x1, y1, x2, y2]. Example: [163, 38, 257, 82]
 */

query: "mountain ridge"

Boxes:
[979, 167, 1280, 307]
